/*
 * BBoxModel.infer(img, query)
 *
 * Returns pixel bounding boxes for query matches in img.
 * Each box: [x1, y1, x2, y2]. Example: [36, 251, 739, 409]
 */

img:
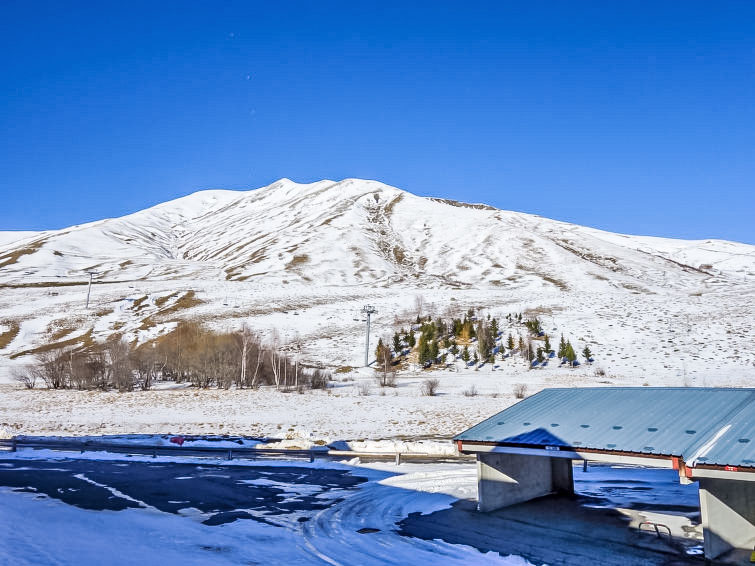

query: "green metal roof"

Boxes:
[454, 387, 755, 468]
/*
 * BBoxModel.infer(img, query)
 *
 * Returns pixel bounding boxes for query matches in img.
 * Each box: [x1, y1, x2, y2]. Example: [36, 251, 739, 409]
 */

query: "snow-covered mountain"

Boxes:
[1, 178, 754, 384]
[1, 178, 753, 290]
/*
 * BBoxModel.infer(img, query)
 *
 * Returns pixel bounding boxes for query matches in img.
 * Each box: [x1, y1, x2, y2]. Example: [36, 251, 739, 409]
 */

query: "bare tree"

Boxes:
[237, 324, 253, 387]
[131, 346, 157, 391]
[12, 366, 37, 389]
[106, 339, 133, 392]
[375, 341, 396, 387]
[37, 350, 68, 389]
[414, 294, 425, 320]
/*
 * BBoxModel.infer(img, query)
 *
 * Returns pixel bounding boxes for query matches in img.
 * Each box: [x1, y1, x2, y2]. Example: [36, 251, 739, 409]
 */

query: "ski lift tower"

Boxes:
[362, 305, 377, 367]
[85, 271, 97, 309]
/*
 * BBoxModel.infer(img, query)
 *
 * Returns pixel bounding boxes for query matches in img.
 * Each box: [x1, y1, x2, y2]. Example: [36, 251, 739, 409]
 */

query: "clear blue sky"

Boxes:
[1, 2, 753, 243]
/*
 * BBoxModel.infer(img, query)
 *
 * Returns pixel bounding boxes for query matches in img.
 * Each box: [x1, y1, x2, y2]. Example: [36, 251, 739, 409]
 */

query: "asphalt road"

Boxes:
[0, 457, 367, 527]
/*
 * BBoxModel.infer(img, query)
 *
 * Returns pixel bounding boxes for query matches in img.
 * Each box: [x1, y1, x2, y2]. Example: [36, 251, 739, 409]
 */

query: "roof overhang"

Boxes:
[457, 440, 675, 468]
[458, 440, 755, 481]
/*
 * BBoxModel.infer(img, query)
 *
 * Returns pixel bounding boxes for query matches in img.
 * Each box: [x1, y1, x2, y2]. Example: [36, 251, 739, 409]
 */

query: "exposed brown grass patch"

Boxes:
[49, 326, 76, 342]
[0, 321, 21, 350]
[383, 193, 404, 216]
[130, 295, 149, 312]
[539, 274, 569, 291]
[286, 254, 310, 269]
[166, 290, 202, 312]
[429, 198, 496, 211]
[0, 280, 89, 289]
[139, 290, 203, 330]
[0, 240, 44, 268]
[10, 329, 95, 359]
[392, 246, 406, 264]
[154, 292, 180, 308]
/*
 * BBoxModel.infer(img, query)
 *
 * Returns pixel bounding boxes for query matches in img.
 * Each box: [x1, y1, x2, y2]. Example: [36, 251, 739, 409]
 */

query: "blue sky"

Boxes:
[1, 2, 753, 243]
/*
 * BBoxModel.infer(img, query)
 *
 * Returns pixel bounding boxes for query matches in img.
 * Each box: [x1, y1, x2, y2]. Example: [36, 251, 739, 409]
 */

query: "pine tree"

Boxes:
[507, 333, 515, 350]
[544, 334, 551, 353]
[407, 332, 416, 348]
[558, 334, 567, 358]
[582, 345, 592, 360]
[518, 336, 525, 352]
[418, 339, 432, 365]
[490, 317, 499, 338]
[565, 341, 577, 365]
[430, 340, 439, 361]
[393, 332, 401, 354]
[537, 347, 544, 362]
[461, 345, 470, 362]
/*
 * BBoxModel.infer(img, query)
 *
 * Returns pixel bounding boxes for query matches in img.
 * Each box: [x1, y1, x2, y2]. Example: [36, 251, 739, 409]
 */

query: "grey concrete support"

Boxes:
[551, 457, 575, 494]
[477, 453, 574, 512]
[698, 478, 755, 560]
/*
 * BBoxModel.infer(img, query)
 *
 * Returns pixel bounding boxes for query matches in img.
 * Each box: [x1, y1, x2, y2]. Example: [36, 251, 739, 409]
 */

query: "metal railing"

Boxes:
[0, 437, 470, 465]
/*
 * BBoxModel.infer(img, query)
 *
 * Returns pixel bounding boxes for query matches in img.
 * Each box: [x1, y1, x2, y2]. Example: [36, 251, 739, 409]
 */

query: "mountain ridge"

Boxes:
[0, 178, 753, 291]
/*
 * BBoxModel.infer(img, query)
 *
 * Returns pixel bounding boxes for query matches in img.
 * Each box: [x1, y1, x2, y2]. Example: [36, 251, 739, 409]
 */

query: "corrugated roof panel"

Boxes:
[688, 403, 755, 468]
[454, 388, 755, 467]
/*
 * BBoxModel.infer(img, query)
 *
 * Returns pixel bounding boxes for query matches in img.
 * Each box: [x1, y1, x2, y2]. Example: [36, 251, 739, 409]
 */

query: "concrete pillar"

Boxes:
[477, 453, 574, 512]
[698, 478, 755, 560]
[551, 457, 575, 495]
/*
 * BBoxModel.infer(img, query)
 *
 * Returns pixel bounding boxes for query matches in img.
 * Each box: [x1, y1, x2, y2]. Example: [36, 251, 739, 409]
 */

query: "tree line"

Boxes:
[15, 322, 330, 392]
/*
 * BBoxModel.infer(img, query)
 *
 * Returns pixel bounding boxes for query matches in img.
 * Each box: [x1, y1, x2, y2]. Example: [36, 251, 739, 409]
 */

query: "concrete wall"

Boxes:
[477, 453, 574, 512]
[698, 477, 755, 559]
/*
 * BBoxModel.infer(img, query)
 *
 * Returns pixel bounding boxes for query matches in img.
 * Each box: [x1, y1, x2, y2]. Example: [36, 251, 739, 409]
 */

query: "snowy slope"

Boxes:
[0, 178, 754, 389]
[1, 178, 752, 289]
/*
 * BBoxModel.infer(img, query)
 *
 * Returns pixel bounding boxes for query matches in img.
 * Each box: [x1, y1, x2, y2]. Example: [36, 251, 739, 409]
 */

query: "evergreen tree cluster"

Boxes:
[392, 306, 595, 372]
[524, 317, 543, 335]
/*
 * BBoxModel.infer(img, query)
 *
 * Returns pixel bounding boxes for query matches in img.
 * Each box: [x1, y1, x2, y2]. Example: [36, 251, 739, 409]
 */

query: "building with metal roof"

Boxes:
[454, 388, 755, 562]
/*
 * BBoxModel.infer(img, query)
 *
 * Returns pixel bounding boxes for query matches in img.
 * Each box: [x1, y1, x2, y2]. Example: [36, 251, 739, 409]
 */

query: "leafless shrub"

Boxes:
[414, 294, 425, 319]
[24, 321, 327, 393]
[375, 372, 396, 388]
[309, 369, 331, 390]
[357, 381, 371, 396]
[513, 383, 528, 399]
[420, 378, 440, 396]
[12, 366, 37, 389]
[105, 339, 133, 392]
[463, 384, 478, 397]
[36, 350, 68, 389]
[594, 366, 606, 377]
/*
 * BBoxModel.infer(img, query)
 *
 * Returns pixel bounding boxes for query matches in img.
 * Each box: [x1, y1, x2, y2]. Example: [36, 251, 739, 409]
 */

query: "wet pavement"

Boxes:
[0, 458, 367, 526]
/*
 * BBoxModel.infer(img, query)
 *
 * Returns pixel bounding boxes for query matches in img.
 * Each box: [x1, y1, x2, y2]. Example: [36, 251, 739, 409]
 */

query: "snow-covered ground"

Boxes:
[0, 451, 529, 566]
[0, 447, 702, 566]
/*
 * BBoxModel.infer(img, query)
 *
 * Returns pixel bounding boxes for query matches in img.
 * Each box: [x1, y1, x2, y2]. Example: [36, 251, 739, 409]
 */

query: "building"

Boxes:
[454, 387, 755, 562]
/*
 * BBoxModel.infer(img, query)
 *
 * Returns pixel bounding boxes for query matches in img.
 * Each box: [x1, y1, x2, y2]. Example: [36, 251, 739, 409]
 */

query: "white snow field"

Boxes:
[0, 178, 754, 440]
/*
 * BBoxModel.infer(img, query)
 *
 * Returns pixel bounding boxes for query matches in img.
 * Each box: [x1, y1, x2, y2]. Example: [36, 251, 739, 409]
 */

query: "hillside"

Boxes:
[1, 178, 754, 386]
